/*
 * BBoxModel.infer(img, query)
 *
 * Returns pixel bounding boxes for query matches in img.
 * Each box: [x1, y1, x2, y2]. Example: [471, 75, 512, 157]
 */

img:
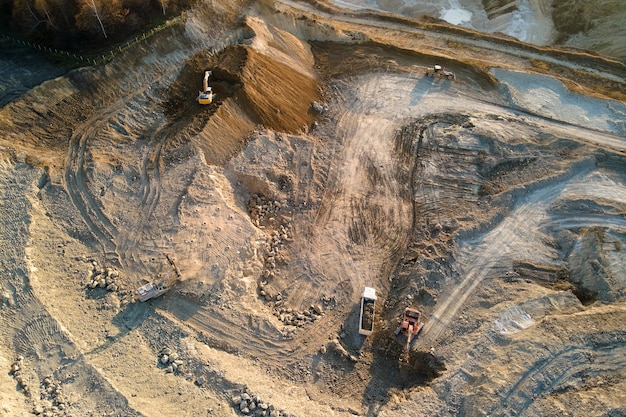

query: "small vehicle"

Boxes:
[395, 307, 424, 354]
[358, 287, 377, 336]
[197, 71, 214, 105]
[426, 65, 455, 80]
[136, 254, 182, 302]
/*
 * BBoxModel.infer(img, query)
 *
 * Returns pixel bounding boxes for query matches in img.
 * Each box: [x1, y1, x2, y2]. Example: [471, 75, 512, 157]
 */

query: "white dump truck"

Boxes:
[358, 286, 377, 336]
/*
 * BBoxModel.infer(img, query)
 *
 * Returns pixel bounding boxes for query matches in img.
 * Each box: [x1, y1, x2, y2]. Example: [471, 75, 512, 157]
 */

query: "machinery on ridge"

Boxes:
[426, 65, 455, 80]
[197, 70, 215, 105]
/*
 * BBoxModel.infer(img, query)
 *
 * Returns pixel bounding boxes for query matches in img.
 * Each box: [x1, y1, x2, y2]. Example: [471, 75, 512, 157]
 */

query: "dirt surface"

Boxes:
[1, 0, 625, 416]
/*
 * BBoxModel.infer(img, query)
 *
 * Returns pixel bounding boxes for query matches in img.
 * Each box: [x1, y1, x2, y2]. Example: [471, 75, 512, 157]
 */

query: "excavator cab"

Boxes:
[197, 71, 214, 105]
[397, 308, 422, 335]
[136, 253, 182, 302]
[395, 307, 424, 360]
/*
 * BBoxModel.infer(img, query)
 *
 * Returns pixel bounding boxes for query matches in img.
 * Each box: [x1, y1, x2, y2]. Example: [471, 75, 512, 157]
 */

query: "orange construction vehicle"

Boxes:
[395, 307, 424, 356]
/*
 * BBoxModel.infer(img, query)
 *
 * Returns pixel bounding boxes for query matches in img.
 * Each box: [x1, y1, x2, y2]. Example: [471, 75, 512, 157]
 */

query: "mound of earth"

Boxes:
[163, 16, 320, 165]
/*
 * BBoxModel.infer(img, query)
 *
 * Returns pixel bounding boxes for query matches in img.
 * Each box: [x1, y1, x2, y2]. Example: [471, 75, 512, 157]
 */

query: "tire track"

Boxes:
[545, 215, 626, 231]
[492, 335, 626, 417]
[116, 135, 165, 265]
[0, 163, 143, 416]
[416, 179, 571, 349]
[65, 124, 119, 253]
[158, 298, 295, 365]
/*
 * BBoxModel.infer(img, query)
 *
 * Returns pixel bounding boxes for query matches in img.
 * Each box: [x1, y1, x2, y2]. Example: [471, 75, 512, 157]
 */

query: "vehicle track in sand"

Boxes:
[0, 163, 143, 416]
[415, 171, 588, 348]
[492, 333, 626, 416]
[115, 135, 166, 267]
[64, 121, 119, 255]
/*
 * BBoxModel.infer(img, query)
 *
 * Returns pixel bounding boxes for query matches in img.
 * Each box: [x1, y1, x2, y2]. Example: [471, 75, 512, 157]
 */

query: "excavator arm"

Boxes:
[198, 71, 214, 104]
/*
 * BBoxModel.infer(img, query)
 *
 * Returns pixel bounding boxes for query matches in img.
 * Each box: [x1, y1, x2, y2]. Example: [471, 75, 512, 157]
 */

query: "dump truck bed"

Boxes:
[359, 286, 377, 336]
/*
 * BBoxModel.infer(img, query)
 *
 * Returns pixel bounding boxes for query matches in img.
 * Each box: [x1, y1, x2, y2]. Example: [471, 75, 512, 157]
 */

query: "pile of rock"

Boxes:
[158, 347, 186, 374]
[274, 304, 324, 328]
[310, 101, 328, 115]
[9, 355, 29, 396]
[231, 389, 285, 417]
[85, 260, 120, 293]
[247, 195, 290, 230]
[248, 194, 294, 305]
[257, 229, 288, 303]
[35, 375, 69, 416]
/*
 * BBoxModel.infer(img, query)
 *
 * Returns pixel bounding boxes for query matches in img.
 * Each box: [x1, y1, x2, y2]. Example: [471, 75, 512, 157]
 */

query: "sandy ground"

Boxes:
[0, 0, 625, 416]
[329, 0, 626, 59]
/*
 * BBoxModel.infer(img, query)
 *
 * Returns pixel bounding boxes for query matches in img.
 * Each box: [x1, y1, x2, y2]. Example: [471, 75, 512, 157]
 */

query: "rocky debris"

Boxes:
[9, 355, 29, 396]
[310, 101, 328, 115]
[157, 347, 186, 375]
[273, 304, 324, 330]
[248, 194, 295, 304]
[84, 259, 134, 306]
[247, 194, 291, 231]
[230, 388, 285, 416]
[321, 295, 337, 309]
[37, 375, 70, 416]
[85, 260, 121, 293]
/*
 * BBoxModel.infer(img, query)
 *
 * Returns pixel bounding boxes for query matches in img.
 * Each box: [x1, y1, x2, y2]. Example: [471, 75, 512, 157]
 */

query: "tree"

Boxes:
[75, 0, 126, 39]
[159, 0, 168, 15]
[12, 0, 49, 32]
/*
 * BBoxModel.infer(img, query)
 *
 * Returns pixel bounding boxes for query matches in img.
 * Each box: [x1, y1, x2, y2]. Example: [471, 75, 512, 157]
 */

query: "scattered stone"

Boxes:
[195, 375, 206, 386]
[310, 101, 327, 115]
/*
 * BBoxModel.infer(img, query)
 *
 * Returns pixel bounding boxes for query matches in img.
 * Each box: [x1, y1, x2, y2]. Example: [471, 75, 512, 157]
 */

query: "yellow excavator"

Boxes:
[197, 70, 214, 105]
